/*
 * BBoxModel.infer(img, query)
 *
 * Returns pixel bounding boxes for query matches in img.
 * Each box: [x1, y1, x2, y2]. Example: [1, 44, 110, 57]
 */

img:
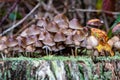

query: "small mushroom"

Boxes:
[54, 31, 66, 42]
[0, 36, 7, 43]
[27, 25, 40, 36]
[107, 39, 114, 47]
[6, 36, 18, 47]
[114, 41, 120, 49]
[110, 36, 119, 43]
[26, 35, 37, 45]
[62, 29, 73, 36]
[87, 36, 98, 48]
[87, 19, 103, 27]
[54, 14, 69, 29]
[37, 18, 48, 27]
[58, 45, 65, 51]
[65, 35, 73, 45]
[107, 36, 119, 47]
[38, 31, 45, 41]
[51, 46, 59, 52]
[112, 23, 120, 34]
[43, 37, 55, 46]
[69, 18, 83, 30]
[0, 43, 7, 51]
[20, 28, 29, 37]
[33, 41, 43, 47]
[26, 45, 35, 52]
[46, 22, 59, 33]
[73, 30, 86, 41]
[74, 40, 80, 46]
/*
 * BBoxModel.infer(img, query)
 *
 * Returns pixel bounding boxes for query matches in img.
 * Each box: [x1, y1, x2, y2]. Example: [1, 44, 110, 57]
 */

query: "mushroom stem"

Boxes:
[75, 47, 78, 57]
[71, 47, 74, 57]
[43, 46, 51, 56]
[0, 52, 6, 59]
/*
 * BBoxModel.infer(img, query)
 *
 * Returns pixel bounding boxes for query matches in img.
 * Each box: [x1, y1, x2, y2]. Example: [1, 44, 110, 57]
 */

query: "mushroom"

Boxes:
[65, 35, 73, 45]
[38, 31, 46, 41]
[0, 43, 7, 51]
[87, 19, 103, 27]
[0, 36, 7, 51]
[107, 36, 119, 47]
[51, 46, 59, 52]
[54, 31, 66, 42]
[112, 23, 120, 34]
[86, 36, 98, 49]
[26, 45, 35, 52]
[110, 36, 119, 42]
[69, 18, 83, 30]
[20, 28, 29, 37]
[73, 30, 86, 42]
[27, 25, 40, 36]
[46, 22, 59, 33]
[6, 36, 18, 47]
[58, 45, 65, 51]
[33, 41, 43, 47]
[37, 18, 48, 27]
[107, 39, 114, 47]
[26, 35, 37, 45]
[43, 37, 55, 46]
[114, 41, 120, 50]
[62, 29, 73, 36]
[54, 14, 69, 29]
[0, 36, 7, 43]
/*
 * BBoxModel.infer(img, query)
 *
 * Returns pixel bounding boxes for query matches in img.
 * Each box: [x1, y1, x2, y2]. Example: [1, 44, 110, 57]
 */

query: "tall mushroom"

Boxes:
[54, 31, 66, 42]
[54, 14, 69, 29]
[69, 18, 83, 30]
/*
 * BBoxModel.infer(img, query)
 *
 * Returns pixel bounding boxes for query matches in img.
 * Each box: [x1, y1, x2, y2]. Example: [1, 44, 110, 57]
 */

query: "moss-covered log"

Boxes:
[0, 56, 120, 80]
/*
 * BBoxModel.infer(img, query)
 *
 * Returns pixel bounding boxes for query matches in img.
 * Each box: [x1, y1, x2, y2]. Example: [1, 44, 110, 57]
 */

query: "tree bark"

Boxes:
[0, 57, 120, 80]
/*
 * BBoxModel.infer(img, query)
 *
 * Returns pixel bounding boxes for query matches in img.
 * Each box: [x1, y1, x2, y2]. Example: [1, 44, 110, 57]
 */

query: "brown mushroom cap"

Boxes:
[20, 28, 29, 37]
[46, 22, 59, 33]
[87, 19, 103, 27]
[43, 37, 55, 46]
[114, 41, 120, 49]
[58, 45, 65, 50]
[0, 36, 7, 43]
[6, 36, 18, 47]
[51, 46, 59, 52]
[80, 39, 87, 47]
[27, 25, 40, 36]
[33, 41, 43, 47]
[26, 45, 35, 52]
[54, 14, 69, 29]
[26, 35, 37, 45]
[69, 18, 83, 30]
[0, 43, 7, 51]
[86, 36, 98, 48]
[73, 30, 86, 41]
[37, 18, 48, 27]
[65, 35, 73, 45]
[112, 23, 120, 34]
[74, 40, 80, 46]
[110, 36, 119, 42]
[54, 32, 66, 42]
[62, 29, 73, 36]
[38, 31, 45, 40]
[54, 14, 69, 24]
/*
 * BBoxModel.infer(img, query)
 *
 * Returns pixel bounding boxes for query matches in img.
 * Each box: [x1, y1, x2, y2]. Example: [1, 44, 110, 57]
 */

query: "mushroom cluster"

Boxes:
[0, 14, 118, 57]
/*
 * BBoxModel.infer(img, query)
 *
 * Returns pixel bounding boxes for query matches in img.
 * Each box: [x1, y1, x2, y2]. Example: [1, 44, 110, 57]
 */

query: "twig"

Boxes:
[0, 2, 41, 36]
[14, 19, 36, 37]
[102, 13, 109, 32]
[69, 9, 120, 15]
[0, 0, 21, 28]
